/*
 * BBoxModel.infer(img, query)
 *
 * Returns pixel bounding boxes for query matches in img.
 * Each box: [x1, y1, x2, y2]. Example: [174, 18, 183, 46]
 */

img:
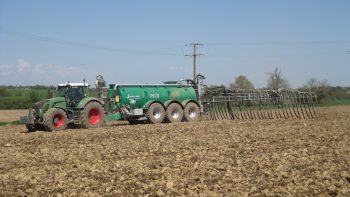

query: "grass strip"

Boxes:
[0, 121, 21, 126]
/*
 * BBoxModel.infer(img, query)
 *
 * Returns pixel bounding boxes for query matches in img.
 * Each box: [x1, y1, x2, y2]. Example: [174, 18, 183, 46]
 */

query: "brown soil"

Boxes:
[0, 106, 349, 196]
[0, 110, 28, 122]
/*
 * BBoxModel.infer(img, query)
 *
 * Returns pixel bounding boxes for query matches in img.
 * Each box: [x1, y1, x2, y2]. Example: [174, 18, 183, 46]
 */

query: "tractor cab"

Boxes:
[57, 83, 89, 107]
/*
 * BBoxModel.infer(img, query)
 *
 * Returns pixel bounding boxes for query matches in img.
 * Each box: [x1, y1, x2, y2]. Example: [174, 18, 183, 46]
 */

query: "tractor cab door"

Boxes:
[69, 86, 86, 106]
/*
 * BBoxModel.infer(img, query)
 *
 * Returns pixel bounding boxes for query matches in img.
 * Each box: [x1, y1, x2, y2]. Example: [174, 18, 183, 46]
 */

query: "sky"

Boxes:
[0, 0, 349, 88]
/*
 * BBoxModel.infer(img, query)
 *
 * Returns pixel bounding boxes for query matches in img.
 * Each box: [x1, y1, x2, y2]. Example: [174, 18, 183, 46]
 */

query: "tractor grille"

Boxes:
[33, 101, 45, 115]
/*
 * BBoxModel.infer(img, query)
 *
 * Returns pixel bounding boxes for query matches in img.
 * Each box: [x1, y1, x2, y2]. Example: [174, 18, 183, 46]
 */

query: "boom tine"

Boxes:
[222, 101, 229, 120]
[303, 93, 312, 118]
[281, 92, 288, 119]
[302, 93, 311, 118]
[286, 91, 294, 118]
[297, 92, 305, 119]
[308, 92, 317, 119]
[227, 98, 236, 120]
[290, 90, 299, 118]
[311, 92, 319, 118]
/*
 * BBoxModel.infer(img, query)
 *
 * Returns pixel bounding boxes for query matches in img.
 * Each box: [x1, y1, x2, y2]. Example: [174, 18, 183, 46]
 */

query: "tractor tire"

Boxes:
[43, 108, 68, 131]
[166, 103, 184, 123]
[184, 102, 200, 122]
[146, 103, 165, 124]
[80, 102, 105, 129]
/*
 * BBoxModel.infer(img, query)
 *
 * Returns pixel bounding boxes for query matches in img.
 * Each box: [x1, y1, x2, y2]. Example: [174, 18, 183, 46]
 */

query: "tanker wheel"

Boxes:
[146, 103, 165, 124]
[43, 108, 68, 131]
[184, 102, 200, 122]
[166, 103, 184, 123]
[81, 102, 105, 129]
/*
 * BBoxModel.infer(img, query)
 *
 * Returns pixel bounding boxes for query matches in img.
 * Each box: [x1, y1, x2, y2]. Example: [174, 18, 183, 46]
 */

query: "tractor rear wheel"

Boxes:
[184, 102, 200, 122]
[81, 102, 105, 129]
[43, 108, 68, 131]
[146, 103, 165, 124]
[166, 103, 184, 123]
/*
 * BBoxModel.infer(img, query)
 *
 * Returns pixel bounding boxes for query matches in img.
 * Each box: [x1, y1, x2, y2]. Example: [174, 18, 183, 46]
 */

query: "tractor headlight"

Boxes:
[115, 96, 120, 103]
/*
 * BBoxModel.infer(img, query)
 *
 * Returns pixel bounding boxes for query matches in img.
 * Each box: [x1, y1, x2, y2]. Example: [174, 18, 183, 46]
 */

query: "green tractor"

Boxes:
[20, 81, 105, 131]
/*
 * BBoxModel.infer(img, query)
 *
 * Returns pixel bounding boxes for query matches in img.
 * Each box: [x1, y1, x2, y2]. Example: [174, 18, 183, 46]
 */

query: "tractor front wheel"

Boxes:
[43, 108, 68, 131]
[81, 102, 105, 129]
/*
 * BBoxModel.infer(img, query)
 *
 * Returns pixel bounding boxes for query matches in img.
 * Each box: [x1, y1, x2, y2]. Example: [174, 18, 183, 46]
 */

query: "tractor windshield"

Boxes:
[57, 85, 87, 99]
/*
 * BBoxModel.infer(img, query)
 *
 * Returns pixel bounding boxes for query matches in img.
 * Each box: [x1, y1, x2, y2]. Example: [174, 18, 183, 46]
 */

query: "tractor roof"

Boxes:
[58, 83, 89, 87]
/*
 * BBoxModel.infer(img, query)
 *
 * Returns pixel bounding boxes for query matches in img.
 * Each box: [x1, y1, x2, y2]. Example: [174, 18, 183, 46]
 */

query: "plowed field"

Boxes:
[0, 106, 349, 196]
[0, 110, 27, 122]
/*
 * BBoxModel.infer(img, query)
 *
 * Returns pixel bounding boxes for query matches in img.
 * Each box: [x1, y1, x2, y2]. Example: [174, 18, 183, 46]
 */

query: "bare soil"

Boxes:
[0, 110, 28, 122]
[0, 106, 349, 196]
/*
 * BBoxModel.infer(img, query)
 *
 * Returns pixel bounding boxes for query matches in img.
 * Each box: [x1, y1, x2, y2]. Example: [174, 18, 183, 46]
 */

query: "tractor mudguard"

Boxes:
[77, 97, 103, 109]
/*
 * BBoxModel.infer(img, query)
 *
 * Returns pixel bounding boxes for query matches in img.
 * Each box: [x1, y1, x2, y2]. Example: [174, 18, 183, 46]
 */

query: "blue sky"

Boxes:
[0, 0, 349, 88]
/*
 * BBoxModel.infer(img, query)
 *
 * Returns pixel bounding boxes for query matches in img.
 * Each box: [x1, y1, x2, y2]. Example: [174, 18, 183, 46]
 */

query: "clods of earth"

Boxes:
[0, 106, 349, 196]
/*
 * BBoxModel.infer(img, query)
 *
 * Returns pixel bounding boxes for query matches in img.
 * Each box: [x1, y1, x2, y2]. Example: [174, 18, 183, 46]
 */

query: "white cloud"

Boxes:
[17, 59, 31, 73]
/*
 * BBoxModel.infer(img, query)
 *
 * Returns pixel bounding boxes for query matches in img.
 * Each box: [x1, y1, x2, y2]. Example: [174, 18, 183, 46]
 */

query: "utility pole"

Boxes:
[186, 43, 203, 81]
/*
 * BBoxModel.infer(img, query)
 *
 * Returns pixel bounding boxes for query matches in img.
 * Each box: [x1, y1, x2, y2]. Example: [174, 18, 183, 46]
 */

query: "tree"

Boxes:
[302, 78, 331, 101]
[267, 67, 290, 90]
[230, 75, 255, 89]
[28, 90, 40, 104]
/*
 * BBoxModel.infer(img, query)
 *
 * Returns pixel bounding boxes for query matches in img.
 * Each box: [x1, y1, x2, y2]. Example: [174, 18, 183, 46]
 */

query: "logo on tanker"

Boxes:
[149, 93, 160, 99]
[127, 94, 140, 104]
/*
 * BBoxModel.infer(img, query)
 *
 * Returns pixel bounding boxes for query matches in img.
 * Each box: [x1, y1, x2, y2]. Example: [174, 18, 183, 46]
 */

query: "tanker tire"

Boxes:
[81, 102, 105, 129]
[43, 108, 68, 131]
[146, 103, 165, 124]
[166, 103, 184, 123]
[184, 102, 200, 122]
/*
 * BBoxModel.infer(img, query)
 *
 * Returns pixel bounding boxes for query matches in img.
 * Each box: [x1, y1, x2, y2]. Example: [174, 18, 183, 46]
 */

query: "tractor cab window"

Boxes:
[57, 86, 69, 97]
[70, 86, 85, 102]
[57, 85, 87, 103]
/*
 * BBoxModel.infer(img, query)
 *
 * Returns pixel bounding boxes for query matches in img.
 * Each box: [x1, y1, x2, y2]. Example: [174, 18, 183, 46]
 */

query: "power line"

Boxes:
[0, 28, 183, 56]
[207, 40, 350, 46]
[185, 43, 203, 81]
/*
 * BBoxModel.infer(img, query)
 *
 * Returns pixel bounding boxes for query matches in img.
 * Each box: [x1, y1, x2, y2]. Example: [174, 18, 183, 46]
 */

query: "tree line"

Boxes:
[207, 67, 350, 105]
[0, 68, 349, 109]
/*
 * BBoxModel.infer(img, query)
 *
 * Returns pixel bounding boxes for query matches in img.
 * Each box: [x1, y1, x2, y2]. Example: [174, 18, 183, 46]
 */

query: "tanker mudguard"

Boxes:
[163, 100, 181, 108]
[181, 99, 199, 108]
[77, 97, 103, 109]
[142, 100, 165, 109]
